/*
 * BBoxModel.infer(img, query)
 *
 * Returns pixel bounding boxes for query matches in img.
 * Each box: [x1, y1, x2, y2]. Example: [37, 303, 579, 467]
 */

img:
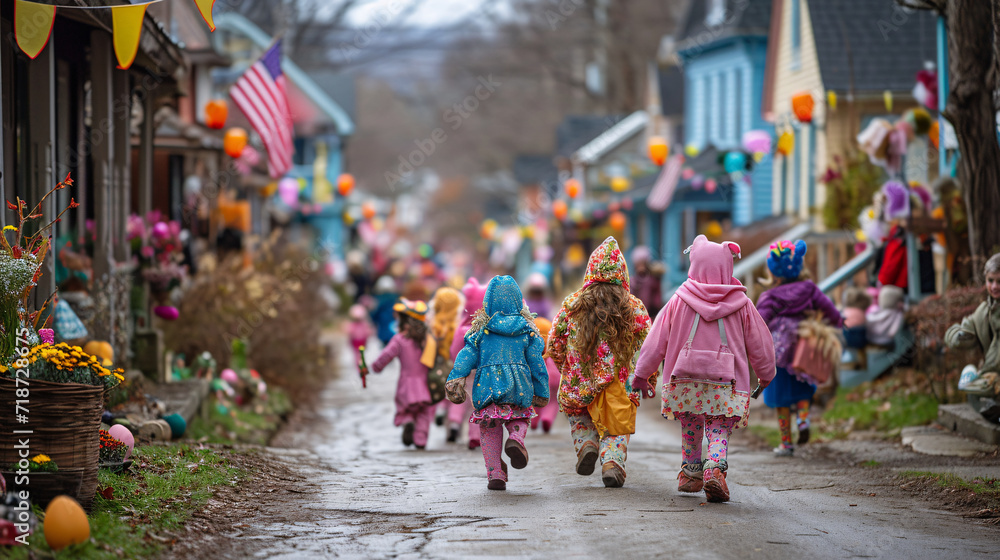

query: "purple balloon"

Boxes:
[154, 306, 179, 321]
[279, 178, 299, 208]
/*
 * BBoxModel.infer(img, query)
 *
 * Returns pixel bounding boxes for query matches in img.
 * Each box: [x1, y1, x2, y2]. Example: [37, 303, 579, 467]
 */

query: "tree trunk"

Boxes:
[943, 0, 1000, 283]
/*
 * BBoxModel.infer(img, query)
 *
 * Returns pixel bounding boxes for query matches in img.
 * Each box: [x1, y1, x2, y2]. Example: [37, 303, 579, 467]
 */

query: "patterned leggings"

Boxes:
[567, 413, 629, 470]
[676, 413, 739, 470]
[479, 420, 528, 481]
[776, 400, 810, 448]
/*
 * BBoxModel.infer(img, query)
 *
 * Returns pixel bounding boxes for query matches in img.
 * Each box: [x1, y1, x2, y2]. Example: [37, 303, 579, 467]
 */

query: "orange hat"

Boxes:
[393, 298, 428, 321]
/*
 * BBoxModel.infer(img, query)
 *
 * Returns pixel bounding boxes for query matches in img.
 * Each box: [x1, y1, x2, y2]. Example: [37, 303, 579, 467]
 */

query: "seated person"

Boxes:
[866, 285, 905, 347]
[842, 287, 871, 349]
[946, 254, 1000, 420]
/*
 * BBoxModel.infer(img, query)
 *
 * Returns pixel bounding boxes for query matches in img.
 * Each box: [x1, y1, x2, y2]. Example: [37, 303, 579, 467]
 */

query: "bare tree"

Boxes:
[897, 0, 1000, 282]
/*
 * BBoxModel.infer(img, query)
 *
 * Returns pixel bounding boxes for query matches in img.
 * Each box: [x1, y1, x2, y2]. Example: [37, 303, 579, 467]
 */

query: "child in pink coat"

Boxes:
[634, 235, 776, 503]
[347, 304, 374, 364]
[446, 278, 488, 449]
[372, 299, 434, 449]
[531, 317, 561, 433]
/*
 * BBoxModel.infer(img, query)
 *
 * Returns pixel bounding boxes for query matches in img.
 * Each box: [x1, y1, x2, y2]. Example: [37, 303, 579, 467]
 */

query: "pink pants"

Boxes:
[444, 376, 480, 443]
[479, 419, 528, 481]
[531, 398, 559, 431]
[395, 404, 435, 448]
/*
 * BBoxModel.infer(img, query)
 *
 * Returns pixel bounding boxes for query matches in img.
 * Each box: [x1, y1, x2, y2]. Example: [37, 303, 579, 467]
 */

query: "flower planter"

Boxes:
[98, 459, 132, 474]
[0, 378, 104, 510]
[1, 468, 84, 509]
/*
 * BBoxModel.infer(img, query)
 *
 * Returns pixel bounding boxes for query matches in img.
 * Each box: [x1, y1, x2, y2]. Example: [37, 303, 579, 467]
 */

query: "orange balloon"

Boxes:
[362, 202, 377, 220]
[565, 178, 581, 199]
[224, 128, 248, 158]
[609, 211, 627, 231]
[337, 173, 355, 196]
[648, 136, 669, 165]
[205, 99, 228, 129]
[792, 91, 815, 123]
[552, 199, 568, 220]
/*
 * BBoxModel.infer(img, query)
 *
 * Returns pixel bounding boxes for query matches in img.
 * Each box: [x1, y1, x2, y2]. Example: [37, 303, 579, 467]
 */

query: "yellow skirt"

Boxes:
[587, 378, 637, 438]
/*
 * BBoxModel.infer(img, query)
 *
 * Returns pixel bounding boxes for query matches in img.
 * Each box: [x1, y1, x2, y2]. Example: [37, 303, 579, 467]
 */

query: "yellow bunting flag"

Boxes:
[14, 0, 56, 59]
[112, 4, 148, 69]
[193, 0, 217, 31]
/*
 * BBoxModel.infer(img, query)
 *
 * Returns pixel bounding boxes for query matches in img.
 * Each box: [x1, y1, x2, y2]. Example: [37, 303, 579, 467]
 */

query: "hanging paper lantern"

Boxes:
[362, 202, 377, 220]
[648, 136, 669, 165]
[204, 99, 228, 129]
[552, 199, 569, 220]
[684, 143, 701, 157]
[224, 128, 248, 158]
[723, 151, 748, 174]
[278, 178, 299, 207]
[741, 130, 771, 154]
[565, 178, 581, 199]
[929, 120, 940, 150]
[883, 90, 893, 112]
[827, 90, 837, 111]
[609, 211, 627, 231]
[610, 176, 630, 192]
[777, 131, 795, 156]
[705, 178, 718, 194]
[337, 173, 355, 196]
[792, 91, 815, 123]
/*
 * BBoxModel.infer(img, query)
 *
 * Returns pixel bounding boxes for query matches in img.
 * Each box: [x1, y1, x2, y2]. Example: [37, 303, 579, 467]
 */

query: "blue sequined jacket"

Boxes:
[448, 275, 549, 410]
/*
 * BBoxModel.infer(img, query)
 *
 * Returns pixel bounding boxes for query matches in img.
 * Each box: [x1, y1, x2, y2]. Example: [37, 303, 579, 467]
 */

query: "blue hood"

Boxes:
[483, 275, 532, 336]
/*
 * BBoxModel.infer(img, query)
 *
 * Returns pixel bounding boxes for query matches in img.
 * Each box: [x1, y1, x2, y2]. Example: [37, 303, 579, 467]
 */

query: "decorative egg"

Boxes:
[153, 306, 179, 321]
[162, 413, 186, 439]
[220, 369, 239, 384]
[43, 496, 90, 551]
[108, 424, 135, 461]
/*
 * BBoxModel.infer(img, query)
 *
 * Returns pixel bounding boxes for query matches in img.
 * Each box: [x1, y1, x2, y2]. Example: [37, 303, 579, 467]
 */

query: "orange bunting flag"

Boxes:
[14, 0, 56, 59]
[193, 0, 217, 31]
[112, 4, 149, 69]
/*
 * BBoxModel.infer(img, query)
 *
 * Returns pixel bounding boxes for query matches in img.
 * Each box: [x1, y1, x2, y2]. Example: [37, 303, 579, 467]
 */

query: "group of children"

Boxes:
[348, 235, 857, 503]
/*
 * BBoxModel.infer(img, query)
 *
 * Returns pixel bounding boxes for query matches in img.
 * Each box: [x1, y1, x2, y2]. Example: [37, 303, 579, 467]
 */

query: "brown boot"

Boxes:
[703, 467, 730, 503]
[504, 439, 528, 469]
[575, 441, 599, 475]
[677, 463, 704, 493]
[602, 462, 626, 488]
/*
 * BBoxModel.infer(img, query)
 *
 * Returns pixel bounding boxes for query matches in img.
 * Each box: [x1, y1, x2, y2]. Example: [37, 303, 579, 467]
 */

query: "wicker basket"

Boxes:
[2, 468, 85, 509]
[0, 378, 104, 510]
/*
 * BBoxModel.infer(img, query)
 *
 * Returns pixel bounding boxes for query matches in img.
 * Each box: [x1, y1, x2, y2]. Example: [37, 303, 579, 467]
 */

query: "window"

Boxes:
[706, 0, 725, 27]
[790, 0, 802, 70]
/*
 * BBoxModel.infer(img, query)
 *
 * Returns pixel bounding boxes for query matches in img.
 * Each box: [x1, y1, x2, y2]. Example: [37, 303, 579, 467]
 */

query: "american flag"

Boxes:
[230, 41, 294, 178]
[646, 154, 684, 211]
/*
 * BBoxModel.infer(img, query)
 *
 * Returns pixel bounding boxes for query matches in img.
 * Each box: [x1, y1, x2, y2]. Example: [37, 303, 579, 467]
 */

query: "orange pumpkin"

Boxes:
[552, 199, 568, 220]
[609, 211, 627, 231]
[224, 128, 248, 158]
[792, 91, 815, 123]
[204, 99, 228, 129]
[565, 178, 581, 199]
[337, 173, 355, 196]
[648, 136, 669, 165]
[83, 340, 114, 366]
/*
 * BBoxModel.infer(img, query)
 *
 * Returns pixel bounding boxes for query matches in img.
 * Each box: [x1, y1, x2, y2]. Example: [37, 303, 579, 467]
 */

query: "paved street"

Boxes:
[200, 346, 1000, 560]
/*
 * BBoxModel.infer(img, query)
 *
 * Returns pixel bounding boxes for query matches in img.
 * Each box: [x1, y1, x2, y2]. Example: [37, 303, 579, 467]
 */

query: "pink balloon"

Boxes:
[278, 178, 299, 207]
[108, 424, 135, 461]
[682, 168, 695, 180]
[221, 369, 239, 384]
[705, 179, 718, 194]
[152, 222, 170, 240]
[153, 306, 179, 321]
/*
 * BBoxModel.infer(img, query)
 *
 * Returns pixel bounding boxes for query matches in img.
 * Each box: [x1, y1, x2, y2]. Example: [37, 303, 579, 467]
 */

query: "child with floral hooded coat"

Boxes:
[446, 276, 549, 491]
[634, 235, 776, 503]
[549, 237, 652, 488]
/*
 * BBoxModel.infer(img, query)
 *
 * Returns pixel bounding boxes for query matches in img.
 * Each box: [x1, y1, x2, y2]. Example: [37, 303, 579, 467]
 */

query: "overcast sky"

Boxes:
[341, 0, 504, 28]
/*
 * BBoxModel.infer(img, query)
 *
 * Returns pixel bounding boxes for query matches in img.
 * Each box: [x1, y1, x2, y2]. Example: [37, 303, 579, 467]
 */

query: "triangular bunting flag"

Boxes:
[112, 4, 149, 69]
[193, 0, 217, 31]
[14, 0, 56, 59]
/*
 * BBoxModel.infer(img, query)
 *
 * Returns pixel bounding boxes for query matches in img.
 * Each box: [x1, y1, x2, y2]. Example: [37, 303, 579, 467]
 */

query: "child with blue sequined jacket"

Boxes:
[446, 275, 549, 491]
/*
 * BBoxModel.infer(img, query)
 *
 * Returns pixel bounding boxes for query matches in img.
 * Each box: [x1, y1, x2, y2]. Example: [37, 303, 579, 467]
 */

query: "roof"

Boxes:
[658, 64, 685, 116]
[676, 0, 772, 53]
[512, 155, 558, 186]
[807, 0, 937, 93]
[573, 111, 648, 165]
[556, 115, 621, 158]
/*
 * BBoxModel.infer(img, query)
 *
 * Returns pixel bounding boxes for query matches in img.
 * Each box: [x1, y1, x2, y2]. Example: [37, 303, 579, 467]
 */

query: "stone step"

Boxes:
[937, 403, 1000, 446]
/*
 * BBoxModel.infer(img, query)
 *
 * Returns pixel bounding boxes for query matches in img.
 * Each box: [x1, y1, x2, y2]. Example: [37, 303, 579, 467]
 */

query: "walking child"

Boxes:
[371, 299, 435, 449]
[425, 287, 463, 441]
[549, 237, 652, 488]
[754, 240, 842, 456]
[530, 318, 561, 433]
[446, 276, 549, 491]
[634, 235, 776, 502]
[447, 278, 489, 449]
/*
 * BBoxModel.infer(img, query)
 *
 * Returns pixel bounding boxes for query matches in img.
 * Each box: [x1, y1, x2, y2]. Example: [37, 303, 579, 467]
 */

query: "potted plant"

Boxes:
[98, 429, 130, 472]
[2, 454, 83, 510]
[128, 211, 187, 304]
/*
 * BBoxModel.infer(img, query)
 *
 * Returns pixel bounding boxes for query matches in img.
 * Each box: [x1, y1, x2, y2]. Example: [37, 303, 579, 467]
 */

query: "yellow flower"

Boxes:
[31, 454, 51, 464]
[3, 225, 16, 232]
[0, 365, 7, 373]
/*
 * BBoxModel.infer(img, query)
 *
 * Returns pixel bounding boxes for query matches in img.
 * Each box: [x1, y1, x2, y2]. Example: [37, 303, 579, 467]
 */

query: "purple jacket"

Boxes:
[755, 281, 843, 368]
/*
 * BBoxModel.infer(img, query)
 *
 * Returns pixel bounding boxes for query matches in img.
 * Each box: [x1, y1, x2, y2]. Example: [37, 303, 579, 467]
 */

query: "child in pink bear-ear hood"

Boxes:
[634, 235, 776, 503]
[441, 278, 488, 449]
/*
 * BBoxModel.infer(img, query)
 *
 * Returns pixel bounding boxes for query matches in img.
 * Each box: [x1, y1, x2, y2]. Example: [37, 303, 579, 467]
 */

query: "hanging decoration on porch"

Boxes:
[741, 130, 771, 155]
[776, 131, 795, 156]
[338, 174, 356, 197]
[610, 176, 630, 193]
[704, 178, 718, 194]
[564, 178, 580, 199]
[223, 128, 248, 158]
[13, 0, 219, 69]
[826, 91, 837, 111]
[723, 151, 748, 174]
[204, 99, 229, 129]
[647, 136, 669, 166]
[608, 212, 626, 232]
[552, 199, 568, 220]
[912, 64, 938, 111]
[883, 90, 893, 112]
[791, 91, 815, 123]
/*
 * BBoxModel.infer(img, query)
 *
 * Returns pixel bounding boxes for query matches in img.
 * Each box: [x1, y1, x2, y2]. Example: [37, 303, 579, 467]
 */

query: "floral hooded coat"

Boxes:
[548, 237, 652, 419]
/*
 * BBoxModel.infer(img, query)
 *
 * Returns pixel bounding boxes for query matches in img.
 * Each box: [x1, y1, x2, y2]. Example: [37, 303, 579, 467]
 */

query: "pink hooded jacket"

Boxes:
[635, 235, 776, 394]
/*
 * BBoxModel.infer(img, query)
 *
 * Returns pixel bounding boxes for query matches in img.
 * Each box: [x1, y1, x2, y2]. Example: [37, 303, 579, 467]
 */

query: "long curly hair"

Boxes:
[568, 282, 637, 376]
[397, 313, 427, 347]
